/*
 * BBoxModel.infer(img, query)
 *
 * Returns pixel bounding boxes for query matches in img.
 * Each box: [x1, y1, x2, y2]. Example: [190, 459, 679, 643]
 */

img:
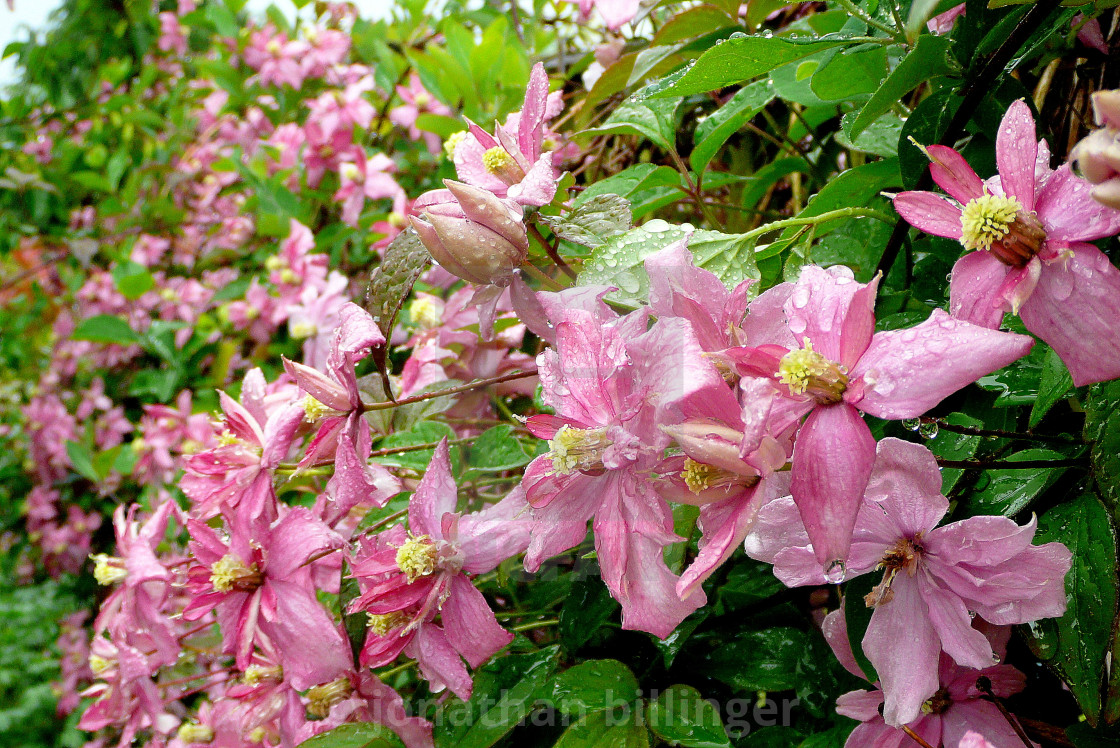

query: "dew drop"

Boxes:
[918, 422, 939, 439]
[824, 560, 846, 584]
[901, 418, 921, 431]
[991, 653, 1001, 664]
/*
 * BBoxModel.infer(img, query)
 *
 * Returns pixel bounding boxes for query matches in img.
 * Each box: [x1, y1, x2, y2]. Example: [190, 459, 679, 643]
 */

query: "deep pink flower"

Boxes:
[451, 63, 560, 207]
[894, 100, 1120, 385]
[183, 506, 350, 682]
[747, 438, 1071, 725]
[825, 610, 1035, 747]
[728, 265, 1032, 566]
[351, 440, 530, 700]
[575, 0, 640, 30]
[521, 308, 726, 636]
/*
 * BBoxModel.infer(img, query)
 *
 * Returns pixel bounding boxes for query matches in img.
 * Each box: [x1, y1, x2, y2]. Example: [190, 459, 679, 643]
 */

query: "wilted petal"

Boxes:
[1019, 244, 1120, 386]
[791, 404, 876, 565]
[893, 191, 964, 239]
[995, 100, 1039, 212]
[851, 310, 1033, 419]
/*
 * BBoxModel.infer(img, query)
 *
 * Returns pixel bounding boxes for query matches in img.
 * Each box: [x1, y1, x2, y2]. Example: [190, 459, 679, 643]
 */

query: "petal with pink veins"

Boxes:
[926, 144, 985, 204]
[442, 575, 512, 667]
[949, 250, 1011, 329]
[893, 191, 965, 239]
[995, 100, 1039, 212]
[1036, 164, 1120, 242]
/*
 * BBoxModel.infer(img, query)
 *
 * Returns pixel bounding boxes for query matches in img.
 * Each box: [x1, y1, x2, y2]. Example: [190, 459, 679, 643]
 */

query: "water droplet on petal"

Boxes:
[824, 560, 846, 584]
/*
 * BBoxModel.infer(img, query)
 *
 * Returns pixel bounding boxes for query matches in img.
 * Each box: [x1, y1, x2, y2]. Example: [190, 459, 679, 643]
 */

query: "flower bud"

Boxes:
[1071, 127, 1120, 184]
[410, 180, 528, 287]
[1093, 89, 1120, 129]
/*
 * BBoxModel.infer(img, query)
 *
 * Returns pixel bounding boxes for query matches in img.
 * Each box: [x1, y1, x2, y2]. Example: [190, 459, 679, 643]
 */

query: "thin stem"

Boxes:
[900, 725, 936, 748]
[529, 224, 576, 279]
[831, 0, 905, 41]
[520, 261, 565, 291]
[918, 417, 1082, 445]
[935, 458, 1086, 470]
[159, 670, 231, 690]
[741, 207, 897, 242]
[667, 148, 719, 227]
[887, 0, 906, 40]
[378, 659, 418, 680]
[509, 619, 560, 633]
[362, 508, 408, 534]
[976, 677, 1035, 748]
[362, 370, 538, 412]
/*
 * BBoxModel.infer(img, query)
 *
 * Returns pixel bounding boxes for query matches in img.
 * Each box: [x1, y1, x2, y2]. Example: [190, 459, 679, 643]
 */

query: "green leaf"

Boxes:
[899, 89, 960, 190]
[111, 260, 155, 300]
[574, 164, 681, 220]
[1029, 493, 1118, 727]
[1087, 379, 1120, 514]
[847, 35, 956, 139]
[1030, 347, 1074, 428]
[71, 315, 141, 345]
[843, 572, 880, 683]
[365, 228, 431, 351]
[560, 578, 619, 652]
[808, 45, 888, 103]
[584, 94, 681, 151]
[376, 421, 458, 473]
[957, 448, 1070, 517]
[690, 79, 775, 173]
[434, 646, 560, 748]
[647, 684, 730, 748]
[466, 426, 534, 472]
[702, 627, 806, 692]
[554, 709, 650, 748]
[539, 194, 633, 249]
[578, 221, 760, 307]
[834, 114, 904, 159]
[655, 34, 856, 97]
[64, 441, 100, 482]
[714, 558, 785, 613]
[551, 660, 640, 715]
[780, 160, 900, 243]
[297, 722, 406, 748]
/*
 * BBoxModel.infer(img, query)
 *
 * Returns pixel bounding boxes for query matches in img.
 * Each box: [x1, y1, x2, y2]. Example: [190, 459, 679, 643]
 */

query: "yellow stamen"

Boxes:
[960, 194, 1021, 253]
[290, 321, 317, 339]
[408, 297, 442, 329]
[367, 611, 410, 637]
[210, 554, 262, 593]
[444, 131, 467, 160]
[778, 340, 831, 395]
[91, 553, 126, 586]
[481, 146, 525, 184]
[395, 535, 439, 582]
[548, 425, 612, 475]
[176, 723, 215, 744]
[306, 676, 353, 719]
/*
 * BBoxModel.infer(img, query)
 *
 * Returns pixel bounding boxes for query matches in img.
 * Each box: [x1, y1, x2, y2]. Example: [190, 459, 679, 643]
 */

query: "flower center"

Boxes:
[864, 536, 923, 608]
[395, 534, 439, 582]
[306, 676, 353, 719]
[777, 340, 848, 404]
[89, 653, 113, 676]
[243, 665, 283, 685]
[303, 395, 339, 423]
[290, 321, 318, 339]
[413, 92, 431, 108]
[210, 554, 263, 593]
[681, 458, 759, 495]
[339, 161, 361, 182]
[960, 194, 1047, 267]
[548, 425, 612, 475]
[481, 146, 525, 185]
[921, 688, 952, 715]
[367, 611, 411, 637]
[177, 724, 215, 744]
[409, 297, 442, 329]
[91, 553, 127, 586]
[444, 131, 467, 160]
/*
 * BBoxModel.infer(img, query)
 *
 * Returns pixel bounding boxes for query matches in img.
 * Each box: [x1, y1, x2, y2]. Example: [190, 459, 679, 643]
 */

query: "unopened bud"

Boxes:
[1093, 89, 1120, 130]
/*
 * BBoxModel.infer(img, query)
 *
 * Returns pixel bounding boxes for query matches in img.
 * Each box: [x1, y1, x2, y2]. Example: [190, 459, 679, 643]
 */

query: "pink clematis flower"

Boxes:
[521, 307, 727, 636]
[350, 440, 530, 700]
[746, 438, 1071, 725]
[893, 100, 1120, 386]
[389, 73, 453, 152]
[183, 506, 350, 683]
[825, 610, 1035, 747]
[727, 265, 1032, 566]
[574, 0, 640, 30]
[451, 63, 561, 208]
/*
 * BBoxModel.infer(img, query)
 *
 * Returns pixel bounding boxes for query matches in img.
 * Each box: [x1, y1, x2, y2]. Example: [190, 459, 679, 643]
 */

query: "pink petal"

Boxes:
[517, 63, 549, 162]
[851, 309, 1033, 419]
[742, 281, 798, 348]
[1036, 164, 1120, 241]
[790, 404, 877, 565]
[995, 100, 1039, 212]
[919, 576, 997, 670]
[926, 144, 985, 204]
[949, 251, 1011, 329]
[863, 575, 941, 726]
[893, 192, 964, 239]
[268, 507, 344, 579]
[507, 152, 558, 208]
[784, 266, 878, 368]
[523, 470, 599, 571]
[943, 704, 1027, 748]
[442, 575, 512, 667]
[864, 438, 948, 536]
[822, 609, 865, 681]
[410, 625, 473, 701]
[645, 236, 732, 352]
[283, 357, 350, 412]
[409, 440, 459, 539]
[593, 472, 704, 638]
[597, 0, 641, 29]
[264, 580, 352, 691]
[1019, 244, 1120, 386]
[459, 485, 533, 574]
[676, 472, 789, 599]
[925, 515, 1035, 568]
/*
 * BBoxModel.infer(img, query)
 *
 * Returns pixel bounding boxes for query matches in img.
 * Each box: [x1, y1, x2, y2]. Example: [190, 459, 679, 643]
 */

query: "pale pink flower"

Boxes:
[389, 73, 452, 152]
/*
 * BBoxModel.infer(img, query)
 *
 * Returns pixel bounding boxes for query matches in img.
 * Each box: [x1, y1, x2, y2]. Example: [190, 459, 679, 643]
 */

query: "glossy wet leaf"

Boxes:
[647, 684, 731, 748]
[551, 660, 640, 715]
